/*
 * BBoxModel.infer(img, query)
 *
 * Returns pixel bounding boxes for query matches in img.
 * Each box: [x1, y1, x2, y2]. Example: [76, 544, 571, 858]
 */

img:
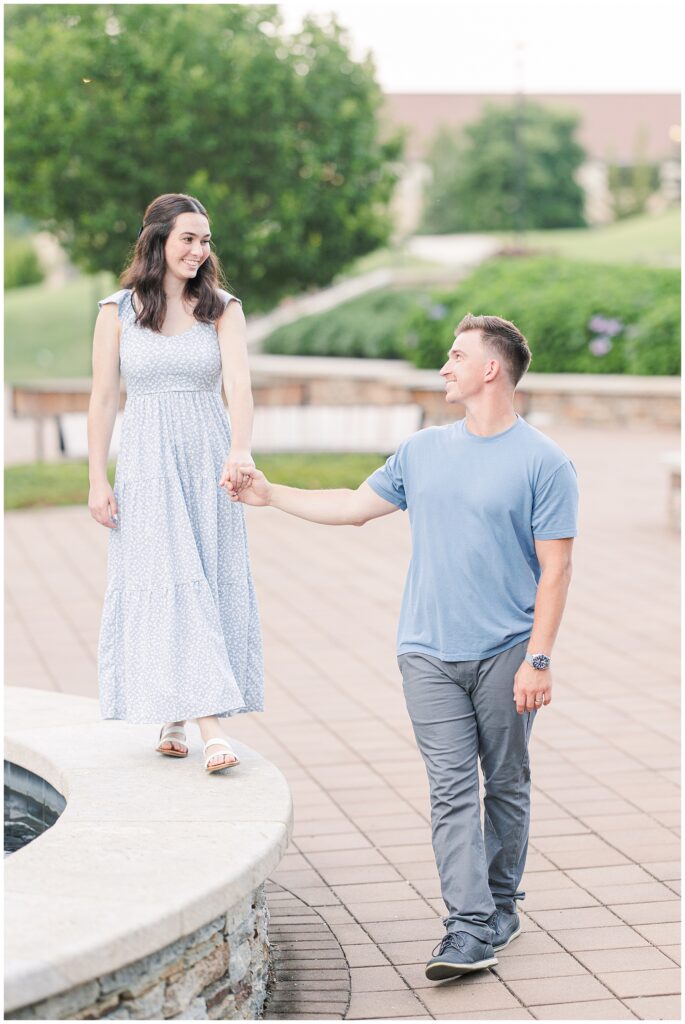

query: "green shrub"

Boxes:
[405, 257, 680, 375]
[263, 288, 426, 359]
[4, 234, 44, 289]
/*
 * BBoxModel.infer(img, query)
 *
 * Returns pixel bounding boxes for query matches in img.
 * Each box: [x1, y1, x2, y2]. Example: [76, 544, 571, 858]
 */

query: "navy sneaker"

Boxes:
[489, 906, 522, 952]
[425, 931, 498, 981]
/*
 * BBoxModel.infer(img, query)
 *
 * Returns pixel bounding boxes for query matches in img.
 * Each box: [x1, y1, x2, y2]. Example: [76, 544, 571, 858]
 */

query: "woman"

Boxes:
[87, 193, 263, 773]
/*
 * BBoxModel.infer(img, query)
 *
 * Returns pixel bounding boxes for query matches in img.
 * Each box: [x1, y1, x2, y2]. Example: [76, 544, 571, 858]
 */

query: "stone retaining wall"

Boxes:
[8, 887, 269, 1021]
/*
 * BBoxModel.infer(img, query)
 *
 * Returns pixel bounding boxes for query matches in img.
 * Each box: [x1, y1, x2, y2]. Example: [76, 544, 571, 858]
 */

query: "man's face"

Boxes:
[439, 329, 491, 403]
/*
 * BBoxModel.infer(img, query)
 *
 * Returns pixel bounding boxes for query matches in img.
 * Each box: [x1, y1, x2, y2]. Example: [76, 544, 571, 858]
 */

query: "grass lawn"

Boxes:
[496, 208, 680, 268]
[5, 270, 117, 383]
[334, 246, 445, 280]
[4, 453, 387, 511]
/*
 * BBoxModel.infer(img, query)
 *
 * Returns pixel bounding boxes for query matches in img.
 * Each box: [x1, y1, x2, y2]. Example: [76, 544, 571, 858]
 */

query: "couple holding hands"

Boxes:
[88, 192, 577, 979]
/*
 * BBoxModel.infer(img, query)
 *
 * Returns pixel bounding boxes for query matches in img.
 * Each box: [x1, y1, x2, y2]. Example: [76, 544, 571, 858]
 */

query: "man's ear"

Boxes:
[484, 358, 500, 382]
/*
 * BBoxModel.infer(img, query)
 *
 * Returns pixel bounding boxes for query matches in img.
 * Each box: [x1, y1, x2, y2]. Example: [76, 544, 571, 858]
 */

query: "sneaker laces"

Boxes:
[490, 907, 503, 933]
[432, 931, 466, 957]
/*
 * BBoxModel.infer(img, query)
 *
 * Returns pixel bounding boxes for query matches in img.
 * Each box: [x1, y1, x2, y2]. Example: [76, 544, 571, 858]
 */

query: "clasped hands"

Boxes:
[219, 453, 270, 504]
[218, 451, 255, 496]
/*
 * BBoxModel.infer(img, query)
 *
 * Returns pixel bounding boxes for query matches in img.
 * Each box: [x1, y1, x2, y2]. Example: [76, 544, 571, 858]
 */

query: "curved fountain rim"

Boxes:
[4, 686, 293, 1013]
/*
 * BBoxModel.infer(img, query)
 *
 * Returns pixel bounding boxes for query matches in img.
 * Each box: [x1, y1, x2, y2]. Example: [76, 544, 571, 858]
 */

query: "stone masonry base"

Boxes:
[7, 886, 269, 1021]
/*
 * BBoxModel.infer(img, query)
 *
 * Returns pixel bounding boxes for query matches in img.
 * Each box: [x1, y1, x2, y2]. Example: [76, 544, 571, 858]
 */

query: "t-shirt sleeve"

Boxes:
[365, 446, 407, 511]
[532, 460, 579, 539]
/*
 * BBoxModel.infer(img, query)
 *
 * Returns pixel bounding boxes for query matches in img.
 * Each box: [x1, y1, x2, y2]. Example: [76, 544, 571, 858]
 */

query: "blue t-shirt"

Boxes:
[365, 415, 579, 661]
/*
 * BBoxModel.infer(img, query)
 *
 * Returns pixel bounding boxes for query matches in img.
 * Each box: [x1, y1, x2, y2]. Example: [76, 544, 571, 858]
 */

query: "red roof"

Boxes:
[381, 93, 681, 163]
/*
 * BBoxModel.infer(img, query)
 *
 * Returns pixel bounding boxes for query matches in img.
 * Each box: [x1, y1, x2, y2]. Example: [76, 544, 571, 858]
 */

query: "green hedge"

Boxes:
[5, 234, 44, 290]
[404, 257, 680, 375]
[263, 288, 426, 359]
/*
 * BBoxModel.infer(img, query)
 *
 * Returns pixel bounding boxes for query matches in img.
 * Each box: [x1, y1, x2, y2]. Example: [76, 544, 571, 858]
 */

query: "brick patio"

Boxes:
[4, 422, 680, 1020]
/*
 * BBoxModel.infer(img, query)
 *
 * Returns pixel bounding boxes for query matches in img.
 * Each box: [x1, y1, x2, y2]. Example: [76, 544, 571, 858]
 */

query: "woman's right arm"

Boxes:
[87, 304, 121, 528]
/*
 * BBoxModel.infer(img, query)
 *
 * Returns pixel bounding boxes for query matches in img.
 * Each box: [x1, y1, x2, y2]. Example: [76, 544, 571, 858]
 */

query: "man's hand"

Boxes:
[225, 467, 272, 506]
[513, 661, 551, 714]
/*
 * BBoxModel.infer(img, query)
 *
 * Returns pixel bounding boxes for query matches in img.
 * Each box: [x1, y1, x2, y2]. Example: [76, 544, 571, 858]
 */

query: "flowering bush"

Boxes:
[405, 257, 680, 375]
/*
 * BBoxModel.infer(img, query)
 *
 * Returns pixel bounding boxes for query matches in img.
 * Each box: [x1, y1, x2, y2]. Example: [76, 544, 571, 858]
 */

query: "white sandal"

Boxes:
[203, 737, 240, 773]
[156, 725, 188, 758]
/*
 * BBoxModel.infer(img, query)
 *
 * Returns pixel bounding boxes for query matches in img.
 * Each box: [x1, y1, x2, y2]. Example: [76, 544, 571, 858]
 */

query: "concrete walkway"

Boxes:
[4, 422, 680, 1020]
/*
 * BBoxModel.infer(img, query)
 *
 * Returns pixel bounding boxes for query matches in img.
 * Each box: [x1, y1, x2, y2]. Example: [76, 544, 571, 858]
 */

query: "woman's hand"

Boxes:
[219, 450, 255, 494]
[88, 479, 119, 529]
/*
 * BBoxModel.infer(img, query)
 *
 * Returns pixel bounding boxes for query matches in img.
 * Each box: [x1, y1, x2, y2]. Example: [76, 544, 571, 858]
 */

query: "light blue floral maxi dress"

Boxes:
[96, 288, 264, 724]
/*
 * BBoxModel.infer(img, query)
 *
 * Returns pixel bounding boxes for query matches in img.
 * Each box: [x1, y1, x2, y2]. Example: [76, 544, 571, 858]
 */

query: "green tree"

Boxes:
[5, 4, 402, 309]
[631, 126, 657, 215]
[607, 129, 658, 221]
[421, 102, 586, 232]
[606, 147, 629, 220]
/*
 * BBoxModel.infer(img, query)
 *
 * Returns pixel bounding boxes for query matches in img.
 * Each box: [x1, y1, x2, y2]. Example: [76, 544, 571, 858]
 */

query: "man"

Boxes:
[227, 314, 578, 980]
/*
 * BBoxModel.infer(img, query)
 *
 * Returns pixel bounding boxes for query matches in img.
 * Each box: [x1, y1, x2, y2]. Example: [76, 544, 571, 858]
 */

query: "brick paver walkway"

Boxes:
[264, 881, 350, 1018]
[5, 423, 680, 1020]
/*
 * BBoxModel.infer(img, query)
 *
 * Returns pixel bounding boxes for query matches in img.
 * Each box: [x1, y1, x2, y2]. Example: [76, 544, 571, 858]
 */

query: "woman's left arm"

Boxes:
[217, 299, 255, 492]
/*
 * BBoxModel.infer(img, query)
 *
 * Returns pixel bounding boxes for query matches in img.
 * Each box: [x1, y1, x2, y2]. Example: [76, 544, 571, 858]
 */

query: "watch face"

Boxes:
[531, 654, 550, 670]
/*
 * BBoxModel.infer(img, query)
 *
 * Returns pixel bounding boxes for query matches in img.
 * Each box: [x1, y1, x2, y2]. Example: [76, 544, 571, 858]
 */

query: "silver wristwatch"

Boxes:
[525, 652, 551, 670]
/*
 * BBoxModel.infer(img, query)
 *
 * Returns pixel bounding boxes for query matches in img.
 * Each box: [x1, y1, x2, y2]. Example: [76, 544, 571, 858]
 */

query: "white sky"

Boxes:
[276, 0, 683, 93]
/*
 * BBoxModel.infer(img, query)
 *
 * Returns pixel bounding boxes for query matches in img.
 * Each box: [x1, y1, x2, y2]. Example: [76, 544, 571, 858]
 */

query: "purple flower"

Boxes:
[588, 315, 623, 337]
[589, 336, 613, 357]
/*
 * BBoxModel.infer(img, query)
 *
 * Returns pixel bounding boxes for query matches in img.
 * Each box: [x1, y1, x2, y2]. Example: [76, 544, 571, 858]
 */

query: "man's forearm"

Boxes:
[527, 567, 572, 654]
[268, 484, 364, 526]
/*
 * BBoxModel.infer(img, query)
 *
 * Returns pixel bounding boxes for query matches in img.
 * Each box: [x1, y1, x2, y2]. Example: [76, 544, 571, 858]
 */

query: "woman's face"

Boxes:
[164, 211, 211, 280]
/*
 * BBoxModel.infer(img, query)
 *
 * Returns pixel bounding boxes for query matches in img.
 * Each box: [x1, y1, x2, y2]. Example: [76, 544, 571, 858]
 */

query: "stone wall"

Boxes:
[8, 886, 270, 1021]
[404, 387, 681, 430]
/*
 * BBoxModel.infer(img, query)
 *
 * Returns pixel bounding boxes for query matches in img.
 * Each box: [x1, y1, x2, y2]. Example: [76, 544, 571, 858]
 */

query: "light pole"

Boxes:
[512, 40, 526, 249]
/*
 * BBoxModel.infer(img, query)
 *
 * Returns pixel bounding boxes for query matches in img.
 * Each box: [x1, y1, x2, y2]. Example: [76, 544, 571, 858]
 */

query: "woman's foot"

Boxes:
[203, 738, 240, 773]
[196, 715, 239, 769]
[156, 721, 188, 756]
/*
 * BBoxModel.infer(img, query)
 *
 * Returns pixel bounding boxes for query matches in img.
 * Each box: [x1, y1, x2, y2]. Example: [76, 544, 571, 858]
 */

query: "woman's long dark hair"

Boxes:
[120, 193, 228, 331]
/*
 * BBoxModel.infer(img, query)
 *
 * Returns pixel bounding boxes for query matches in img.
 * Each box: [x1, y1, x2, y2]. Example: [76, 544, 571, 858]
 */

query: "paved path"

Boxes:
[405, 233, 500, 267]
[5, 423, 680, 1020]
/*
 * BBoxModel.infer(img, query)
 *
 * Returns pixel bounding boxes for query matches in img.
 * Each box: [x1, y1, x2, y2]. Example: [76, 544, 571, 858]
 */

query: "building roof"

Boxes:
[381, 93, 681, 163]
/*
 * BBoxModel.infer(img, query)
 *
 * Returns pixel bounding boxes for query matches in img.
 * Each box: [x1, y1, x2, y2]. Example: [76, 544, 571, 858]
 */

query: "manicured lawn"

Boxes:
[5, 270, 117, 382]
[334, 246, 444, 279]
[496, 208, 680, 268]
[4, 460, 116, 510]
[4, 453, 387, 511]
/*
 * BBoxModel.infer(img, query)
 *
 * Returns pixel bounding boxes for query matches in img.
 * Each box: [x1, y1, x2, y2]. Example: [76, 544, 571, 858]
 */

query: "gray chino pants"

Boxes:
[398, 637, 535, 943]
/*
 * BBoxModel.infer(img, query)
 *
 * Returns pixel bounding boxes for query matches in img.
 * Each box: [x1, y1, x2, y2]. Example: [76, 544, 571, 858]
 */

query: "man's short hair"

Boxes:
[456, 313, 532, 387]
